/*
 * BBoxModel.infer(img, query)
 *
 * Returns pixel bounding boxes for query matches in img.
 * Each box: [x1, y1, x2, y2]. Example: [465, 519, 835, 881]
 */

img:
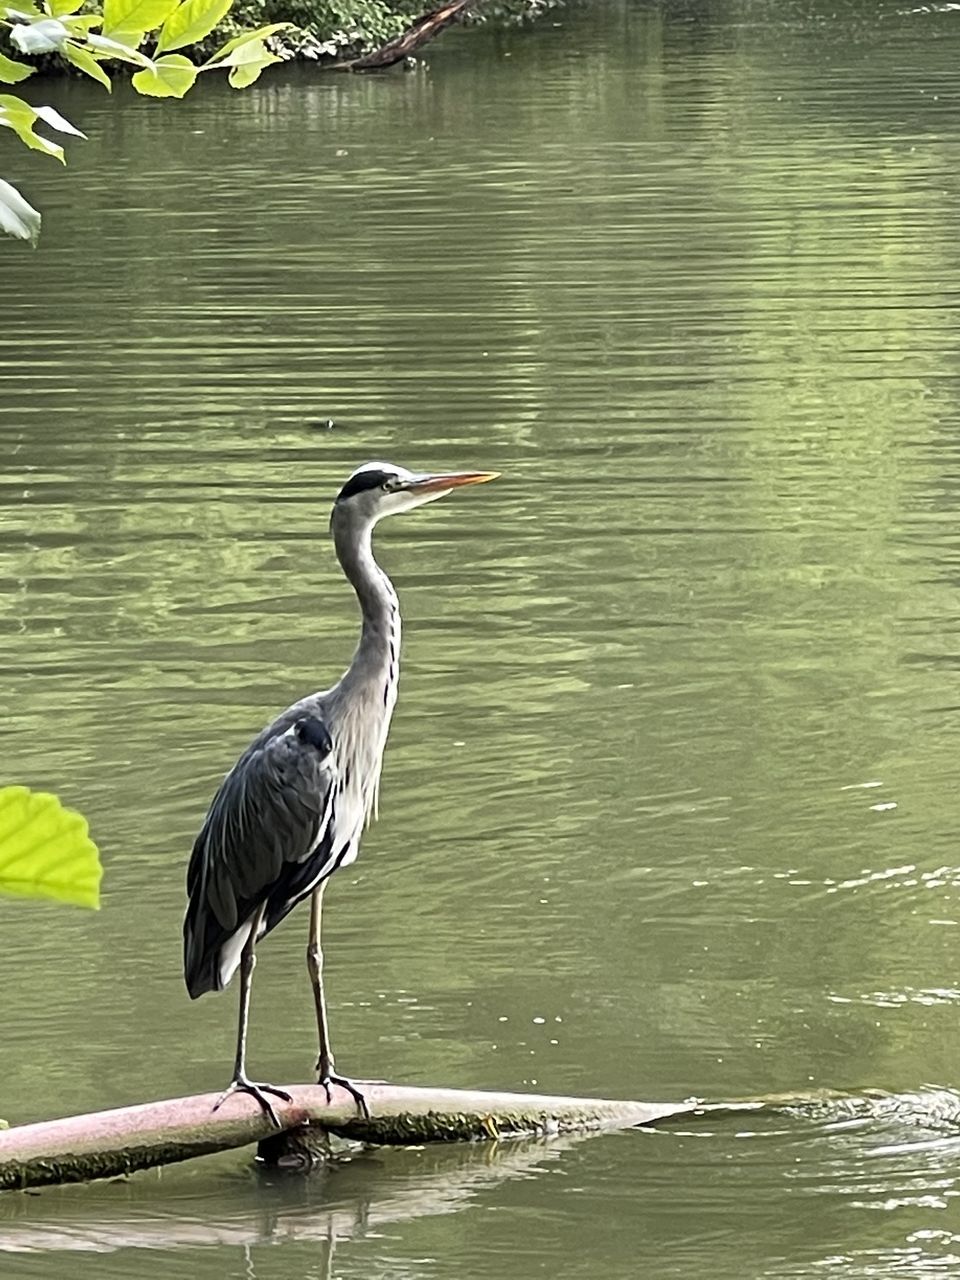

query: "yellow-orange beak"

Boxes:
[407, 470, 500, 494]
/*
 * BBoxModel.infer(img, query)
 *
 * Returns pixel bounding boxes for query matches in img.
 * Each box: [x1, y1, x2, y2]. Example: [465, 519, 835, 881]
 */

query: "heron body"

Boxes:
[183, 461, 497, 1123]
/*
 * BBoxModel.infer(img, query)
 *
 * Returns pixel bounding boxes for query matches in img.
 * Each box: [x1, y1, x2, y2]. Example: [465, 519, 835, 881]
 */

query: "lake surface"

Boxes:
[4, 0, 960, 1273]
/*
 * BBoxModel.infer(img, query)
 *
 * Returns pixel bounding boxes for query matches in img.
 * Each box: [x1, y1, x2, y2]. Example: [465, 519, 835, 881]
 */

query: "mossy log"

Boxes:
[5, 1080, 954, 1193]
[0, 1082, 723, 1192]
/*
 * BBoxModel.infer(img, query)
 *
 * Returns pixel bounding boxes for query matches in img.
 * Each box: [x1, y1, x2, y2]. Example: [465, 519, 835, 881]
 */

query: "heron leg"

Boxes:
[308, 882, 369, 1119]
[213, 904, 292, 1129]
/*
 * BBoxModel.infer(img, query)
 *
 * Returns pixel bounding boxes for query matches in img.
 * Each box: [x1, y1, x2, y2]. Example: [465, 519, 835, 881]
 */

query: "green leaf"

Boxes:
[99, 25, 145, 45]
[0, 786, 102, 909]
[0, 176, 40, 245]
[131, 50, 195, 96]
[87, 31, 154, 64]
[225, 37, 279, 88]
[0, 90, 33, 112]
[61, 13, 104, 31]
[63, 40, 112, 89]
[156, 0, 230, 53]
[98, 25, 143, 45]
[102, 0, 177, 42]
[3, 4, 44, 19]
[9, 16, 70, 52]
[0, 95, 84, 165]
[207, 21, 289, 62]
[45, 0, 81, 15]
[0, 51, 34, 83]
[0, 93, 65, 161]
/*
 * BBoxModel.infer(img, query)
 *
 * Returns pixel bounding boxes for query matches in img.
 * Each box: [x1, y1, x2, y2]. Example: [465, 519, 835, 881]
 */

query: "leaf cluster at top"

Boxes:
[0, 0, 295, 240]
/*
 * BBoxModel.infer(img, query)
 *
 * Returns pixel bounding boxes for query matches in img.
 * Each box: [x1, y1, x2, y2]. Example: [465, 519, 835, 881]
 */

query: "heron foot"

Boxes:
[316, 1060, 370, 1119]
[213, 1075, 293, 1130]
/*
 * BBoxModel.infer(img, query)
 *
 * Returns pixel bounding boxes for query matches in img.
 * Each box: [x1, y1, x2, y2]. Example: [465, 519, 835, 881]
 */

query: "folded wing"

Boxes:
[183, 715, 337, 997]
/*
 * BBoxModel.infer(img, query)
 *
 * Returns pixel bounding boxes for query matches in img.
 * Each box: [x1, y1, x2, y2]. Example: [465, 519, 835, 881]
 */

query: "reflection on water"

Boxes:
[3, 0, 960, 1275]
[0, 1136, 577, 1255]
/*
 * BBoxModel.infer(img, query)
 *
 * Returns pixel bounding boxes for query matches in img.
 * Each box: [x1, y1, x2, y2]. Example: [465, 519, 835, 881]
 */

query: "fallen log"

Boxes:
[9, 1080, 950, 1193]
[328, 0, 480, 72]
[0, 1081, 720, 1192]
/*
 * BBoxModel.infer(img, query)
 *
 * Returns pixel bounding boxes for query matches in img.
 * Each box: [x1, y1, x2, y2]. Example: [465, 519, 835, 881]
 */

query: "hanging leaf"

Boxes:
[63, 41, 112, 89]
[3, 3, 44, 19]
[206, 21, 290, 62]
[102, 0, 178, 44]
[0, 786, 103, 909]
[0, 94, 66, 161]
[33, 103, 87, 136]
[225, 37, 279, 88]
[0, 51, 35, 82]
[131, 51, 195, 96]
[156, 0, 231, 53]
[98, 24, 143, 45]
[0, 176, 40, 245]
[62, 14, 104, 32]
[9, 16, 70, 52]
[87, 31, 154, 64]
[0, 95, 84, 163]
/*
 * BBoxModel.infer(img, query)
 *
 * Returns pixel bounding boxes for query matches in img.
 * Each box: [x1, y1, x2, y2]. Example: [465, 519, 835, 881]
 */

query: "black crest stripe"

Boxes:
[336, 469, 393, 502]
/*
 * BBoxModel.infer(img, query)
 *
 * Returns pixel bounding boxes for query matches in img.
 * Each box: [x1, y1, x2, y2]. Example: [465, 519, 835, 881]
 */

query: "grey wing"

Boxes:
[184, 715, 336, 997]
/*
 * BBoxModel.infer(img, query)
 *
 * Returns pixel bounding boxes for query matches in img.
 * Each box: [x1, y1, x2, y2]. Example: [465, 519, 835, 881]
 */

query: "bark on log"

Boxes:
[329, 0, 480, 72]
[0, 1082, 717, 1192]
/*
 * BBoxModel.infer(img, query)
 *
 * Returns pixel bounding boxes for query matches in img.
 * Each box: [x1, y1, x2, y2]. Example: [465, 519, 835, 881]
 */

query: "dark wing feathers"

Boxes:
[183, 716, 336, 997]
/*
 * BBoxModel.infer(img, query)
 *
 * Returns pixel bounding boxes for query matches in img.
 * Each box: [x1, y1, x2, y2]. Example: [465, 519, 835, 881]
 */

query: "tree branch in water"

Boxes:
[330, 0, 480, 71]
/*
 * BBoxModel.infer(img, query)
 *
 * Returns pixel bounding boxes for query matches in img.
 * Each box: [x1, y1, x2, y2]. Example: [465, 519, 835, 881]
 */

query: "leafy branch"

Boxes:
[1, 0, 293, 243]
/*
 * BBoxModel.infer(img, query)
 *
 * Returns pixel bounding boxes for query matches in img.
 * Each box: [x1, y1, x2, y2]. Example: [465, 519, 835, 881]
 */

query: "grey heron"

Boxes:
[183, 461, 498, 1126]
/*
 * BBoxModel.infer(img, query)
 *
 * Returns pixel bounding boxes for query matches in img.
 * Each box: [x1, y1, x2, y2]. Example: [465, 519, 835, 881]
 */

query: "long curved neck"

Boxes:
[332, 510, 400, 695]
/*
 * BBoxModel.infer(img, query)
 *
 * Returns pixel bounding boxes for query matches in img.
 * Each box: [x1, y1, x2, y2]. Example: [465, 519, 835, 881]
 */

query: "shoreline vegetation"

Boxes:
[33, 0, 565, 76]
[250, 0, 563, 69]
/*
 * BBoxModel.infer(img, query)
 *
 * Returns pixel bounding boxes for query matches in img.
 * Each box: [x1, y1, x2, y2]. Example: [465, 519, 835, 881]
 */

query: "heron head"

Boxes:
[332, 461, 498, 524]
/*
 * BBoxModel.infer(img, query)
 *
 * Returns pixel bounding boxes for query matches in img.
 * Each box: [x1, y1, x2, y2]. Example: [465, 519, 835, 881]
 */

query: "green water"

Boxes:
[3, 0, 960, 1273]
